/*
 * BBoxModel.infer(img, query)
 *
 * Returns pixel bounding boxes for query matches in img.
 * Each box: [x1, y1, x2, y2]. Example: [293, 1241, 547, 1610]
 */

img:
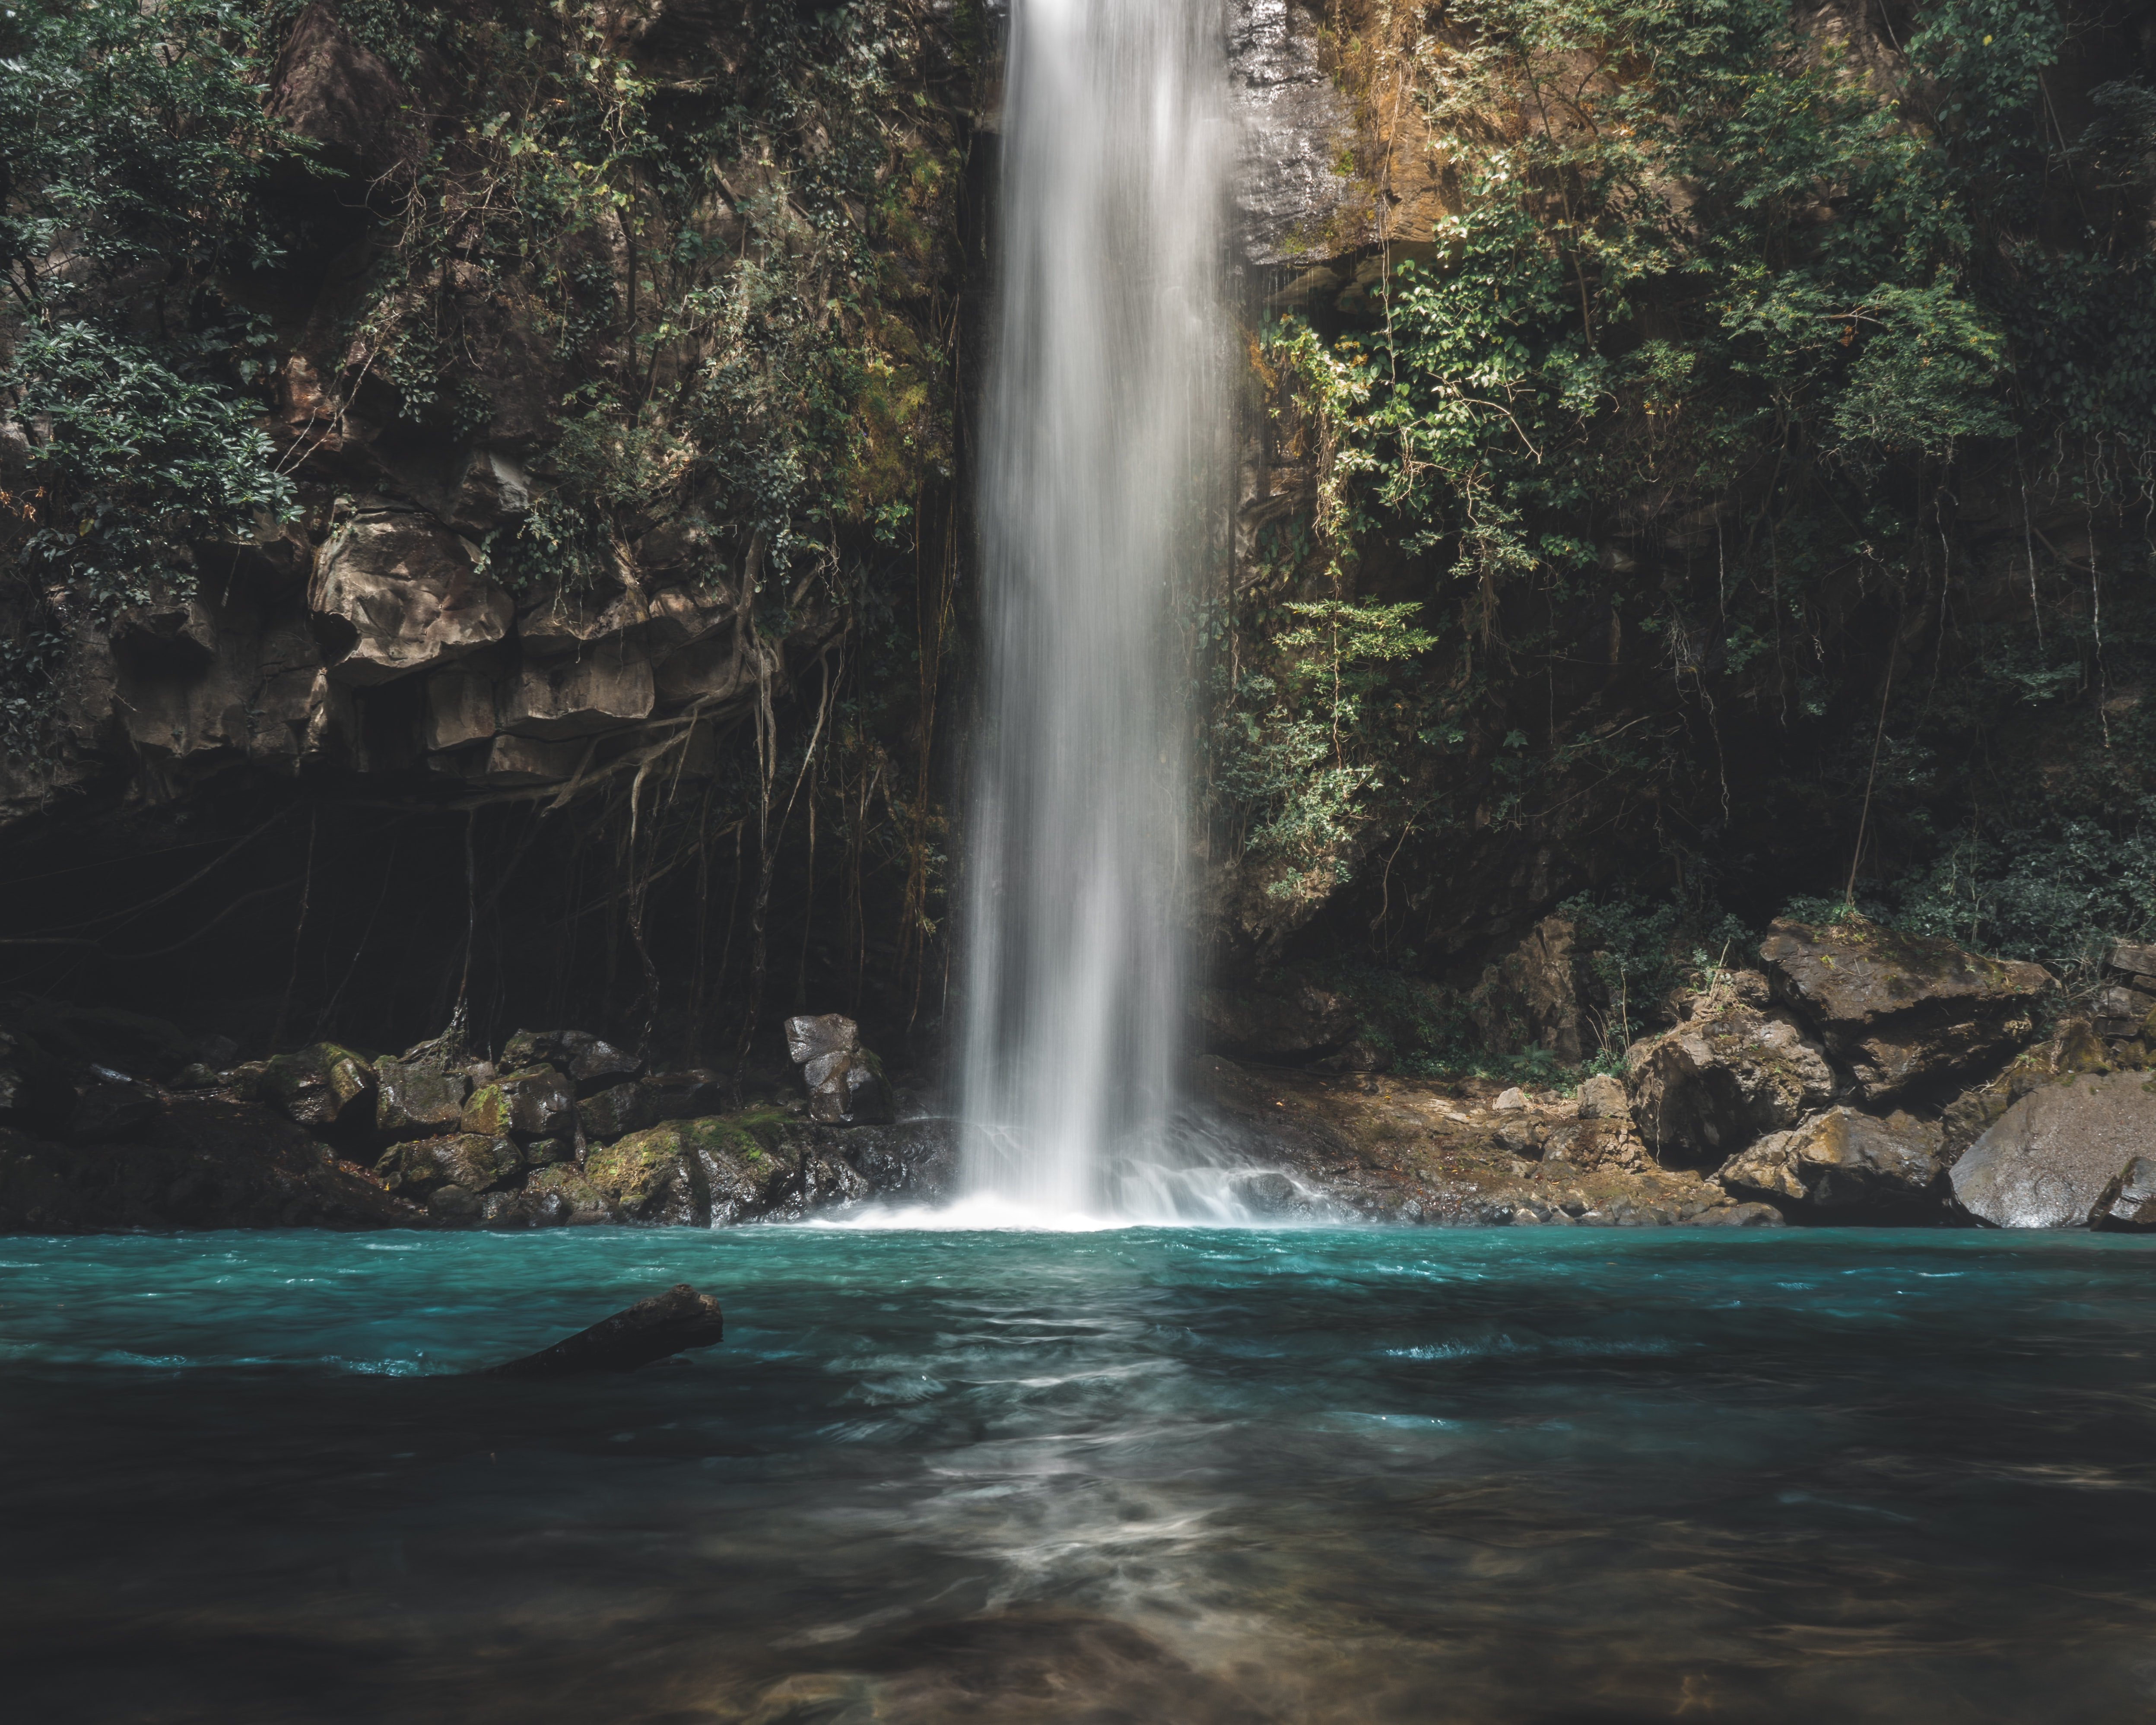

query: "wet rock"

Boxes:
[260, 1042, 376, 1131]
[463, 1064, 575, 1144]
[577, 1080, 656, 1145]
[1236, 1169, 1303, 1215]
[1191, 983, 1357, 1061]
[583, 1123, 712, 1225]
[1759, 918, 2048, 1102]
[494, 1165, 616, 1226]
[784, 1014, 893, 1126]
[481, 1283, 724, 1379]
[2090, 1156, 2156, 1231]
[375, 1046, 472, 1140]
[375, 1133, 522, 1199]
[1229, 0, 1357, 264]
[1717, 1107, 1944, 1214]
[810, 1118, 960, 1209]
[1626, 979, 1834, 1165]
[1950, 1072, 2156, 1228]
[499, 1029, 642, 1095]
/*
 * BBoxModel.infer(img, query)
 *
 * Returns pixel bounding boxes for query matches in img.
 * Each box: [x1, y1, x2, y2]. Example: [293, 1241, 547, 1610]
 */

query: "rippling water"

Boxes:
[5, 1226, 2156, 1722]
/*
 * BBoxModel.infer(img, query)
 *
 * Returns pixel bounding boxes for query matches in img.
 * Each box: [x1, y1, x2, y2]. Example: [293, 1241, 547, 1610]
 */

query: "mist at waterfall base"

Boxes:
[956, 0, 1228, 1220]
[10, 1227, 2156, 1723]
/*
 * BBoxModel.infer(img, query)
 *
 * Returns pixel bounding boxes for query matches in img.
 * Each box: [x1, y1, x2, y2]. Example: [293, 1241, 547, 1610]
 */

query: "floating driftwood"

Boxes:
[481, 1283, 725, 1379]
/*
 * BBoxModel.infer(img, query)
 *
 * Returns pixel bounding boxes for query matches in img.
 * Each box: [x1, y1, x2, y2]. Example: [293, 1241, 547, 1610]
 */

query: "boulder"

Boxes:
[582, 1124, 711, 1225]
[577, 1080, 655, 1145]
[374, 1133, 523, 1198]
[783, 1014, 893, 1126]
[1950, 1072, 2156, 1228]
[0, 1096, 421, 1232]
[1575, 1072, 1629, 1120]
[1759, 918, 2048, 1102]
[1716, 1107, 1944, 1214]
[375, 1046, 472, 1140]
[1626, 978, 1835, 1164]
[1689, 1201, 1788, 1228]
[480, 1283, 724, 1379]
[462, 1064, 575, 1144]
[2091, 1156, 2156, 1231]
[260, 1042, 376, 1131]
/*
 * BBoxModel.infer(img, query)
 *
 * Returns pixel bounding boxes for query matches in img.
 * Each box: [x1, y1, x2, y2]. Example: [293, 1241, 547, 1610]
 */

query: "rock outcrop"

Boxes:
[1759, 918, 2048, 1102]
[1625, 972, 1835, 1166]
[1949, 1072, 2156, 1229]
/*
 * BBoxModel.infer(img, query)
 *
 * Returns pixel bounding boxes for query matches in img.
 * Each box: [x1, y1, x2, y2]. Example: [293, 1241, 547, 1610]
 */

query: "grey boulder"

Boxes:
[1950, 1073, 2156, 1228]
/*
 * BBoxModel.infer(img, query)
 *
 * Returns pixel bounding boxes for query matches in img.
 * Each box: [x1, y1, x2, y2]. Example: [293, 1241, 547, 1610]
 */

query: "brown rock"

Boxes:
[1717, 1107, 1944, 1213]
[1759, 918, 2049, 1101]
[311, 505, 513, 686]
[497, 652, 655, 739]
[1626, 989, 1834, 1164]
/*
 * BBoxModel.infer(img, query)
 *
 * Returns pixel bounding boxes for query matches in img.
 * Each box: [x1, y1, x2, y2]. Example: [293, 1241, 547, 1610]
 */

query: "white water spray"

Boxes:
[958, 0, 1230, 1216]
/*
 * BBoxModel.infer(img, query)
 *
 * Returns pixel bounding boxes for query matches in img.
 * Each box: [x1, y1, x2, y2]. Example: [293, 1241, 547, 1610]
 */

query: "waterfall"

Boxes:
[958, 0, 1229, 1216]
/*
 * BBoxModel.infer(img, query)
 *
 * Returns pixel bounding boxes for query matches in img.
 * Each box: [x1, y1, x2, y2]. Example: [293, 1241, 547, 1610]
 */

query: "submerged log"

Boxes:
[482, 1283, 724, 1379]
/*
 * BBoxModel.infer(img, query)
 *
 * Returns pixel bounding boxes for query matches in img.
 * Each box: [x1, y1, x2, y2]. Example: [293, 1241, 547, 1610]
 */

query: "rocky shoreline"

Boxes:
[2, 918, 2152, 1235]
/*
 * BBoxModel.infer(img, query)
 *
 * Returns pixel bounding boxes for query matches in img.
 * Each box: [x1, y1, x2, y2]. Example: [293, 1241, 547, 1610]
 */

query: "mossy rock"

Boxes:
[523, 1164, 619, 1226]
[461, 1083, 510, 1136]
[584, 1125, 710, 1225]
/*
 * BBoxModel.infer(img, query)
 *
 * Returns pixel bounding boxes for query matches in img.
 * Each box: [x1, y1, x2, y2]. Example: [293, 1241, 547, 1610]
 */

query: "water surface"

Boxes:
[5, 1226, 2155, 1722]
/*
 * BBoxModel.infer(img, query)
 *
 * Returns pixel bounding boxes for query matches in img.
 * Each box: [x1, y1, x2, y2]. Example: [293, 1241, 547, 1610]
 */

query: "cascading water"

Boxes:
[957, 0, 1230, 1217]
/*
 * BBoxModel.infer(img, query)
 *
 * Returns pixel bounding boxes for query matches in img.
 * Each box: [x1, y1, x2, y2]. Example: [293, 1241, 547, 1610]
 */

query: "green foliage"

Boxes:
[1205, 594, 1435, 898]
[347, 0, 955, 603]
[0, 0, 297, 753]
[1885, 803, 2156, 979]
[1205, 0, 2156, 996]
[0, 0, 291, 308]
